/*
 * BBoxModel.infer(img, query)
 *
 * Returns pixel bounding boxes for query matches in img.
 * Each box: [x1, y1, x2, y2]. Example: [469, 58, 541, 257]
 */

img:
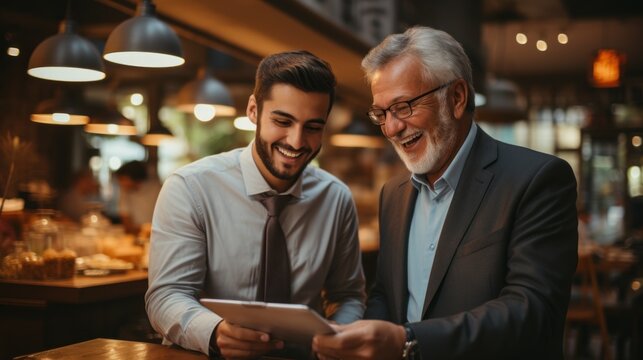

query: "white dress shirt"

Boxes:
[146, 142, 366, 355]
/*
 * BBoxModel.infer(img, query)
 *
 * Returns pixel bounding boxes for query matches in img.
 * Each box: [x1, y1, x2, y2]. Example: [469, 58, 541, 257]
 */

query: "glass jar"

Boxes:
[26, 209, 60, 254]
[79, 204, 110, 256]
[0, 241, 25, 279]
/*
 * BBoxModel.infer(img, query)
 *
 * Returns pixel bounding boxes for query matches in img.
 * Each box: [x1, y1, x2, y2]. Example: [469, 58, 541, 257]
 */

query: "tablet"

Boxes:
[200, 298, 335, 344]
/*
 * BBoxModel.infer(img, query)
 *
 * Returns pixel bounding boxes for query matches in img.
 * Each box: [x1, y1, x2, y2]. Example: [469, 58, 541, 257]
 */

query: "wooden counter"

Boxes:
[14, 338, 207, 360]
[0, 270, 148, 304]
[0, 271, 150, 360]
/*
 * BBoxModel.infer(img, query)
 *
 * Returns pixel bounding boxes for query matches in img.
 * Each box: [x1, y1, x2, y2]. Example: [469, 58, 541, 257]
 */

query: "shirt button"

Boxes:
[429, 243, 435, 251]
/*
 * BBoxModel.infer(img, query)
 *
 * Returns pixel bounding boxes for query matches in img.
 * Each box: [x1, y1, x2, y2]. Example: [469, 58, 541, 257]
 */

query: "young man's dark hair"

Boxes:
[253, 50, 336, 116]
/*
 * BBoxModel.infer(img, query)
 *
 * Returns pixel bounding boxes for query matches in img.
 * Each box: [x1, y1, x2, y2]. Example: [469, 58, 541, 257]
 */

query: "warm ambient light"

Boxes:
[141, 121, 174, 146]
[592, 49, 623, 88]
[536, 40, 548, 51]
[30, 91, 90, 125]
[194, 104, 216, 122]
[632, 136, 642, 148]
[330, 134, 386, 149]
[31, 112, 88, 125]
[557, 33, 568, 44]
[7, 47, 20, 56]
[515, 33, 527, 45]
[233, 116, 256, 131]
[104, 52, 184, 68]
[84, 105, 138, 135]
[130, 93, 144, 106]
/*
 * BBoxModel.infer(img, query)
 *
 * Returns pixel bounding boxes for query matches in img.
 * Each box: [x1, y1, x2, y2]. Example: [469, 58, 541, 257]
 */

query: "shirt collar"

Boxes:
[240, 140, 303, 198]
[411, 122, 478, 192]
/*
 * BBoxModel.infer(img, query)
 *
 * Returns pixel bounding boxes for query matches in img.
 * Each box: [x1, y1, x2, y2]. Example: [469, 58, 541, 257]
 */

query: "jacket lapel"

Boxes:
[421, 129, 497, 316]
[391, 178, 417, 324]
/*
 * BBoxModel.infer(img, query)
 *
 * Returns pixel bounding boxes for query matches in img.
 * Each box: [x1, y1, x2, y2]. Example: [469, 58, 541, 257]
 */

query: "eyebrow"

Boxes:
[371, 94, 413, 109]
[271, 110, 326, 124]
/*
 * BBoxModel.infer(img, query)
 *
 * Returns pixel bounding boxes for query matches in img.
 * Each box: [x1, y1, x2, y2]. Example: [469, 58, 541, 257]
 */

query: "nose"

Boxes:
[381, 111, 405, 138]
[287, 126, 305, 149]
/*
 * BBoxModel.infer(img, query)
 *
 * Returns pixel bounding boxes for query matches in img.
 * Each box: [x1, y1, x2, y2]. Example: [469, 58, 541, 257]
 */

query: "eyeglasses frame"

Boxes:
[367, 80, 456, 126]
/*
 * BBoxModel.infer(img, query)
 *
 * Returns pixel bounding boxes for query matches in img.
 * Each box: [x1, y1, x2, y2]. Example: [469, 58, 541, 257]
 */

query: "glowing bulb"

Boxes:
[130, 93, 144, 106]
[52, 113, 70, 123]
[515, 33, 527, 45]
[557, 33, 568, 44]
[109, 157, 122, 170]
[628, 166, 641, 179]
[7, 47, 20, 56]
[632, 136, 642, 147]
[233, 116, 256, 131]
[194, 104, 216, 122]
[536, 40, 547, 52]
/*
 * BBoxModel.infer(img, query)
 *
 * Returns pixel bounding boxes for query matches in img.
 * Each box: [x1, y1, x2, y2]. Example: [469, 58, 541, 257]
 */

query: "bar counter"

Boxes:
[0, 270, 150, 359]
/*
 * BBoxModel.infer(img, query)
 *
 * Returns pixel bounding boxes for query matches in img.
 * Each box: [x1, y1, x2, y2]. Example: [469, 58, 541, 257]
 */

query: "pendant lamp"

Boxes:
[30, 90, 89, 125]
[176, 68, 236, 121]
[330, 119, 386, 149]
[84, 105, 138, 136]
[141, 123, 173, 146]
[28, 1, 105, 82]
[475, 78, 527, 123]
[103, 0, 184, 68]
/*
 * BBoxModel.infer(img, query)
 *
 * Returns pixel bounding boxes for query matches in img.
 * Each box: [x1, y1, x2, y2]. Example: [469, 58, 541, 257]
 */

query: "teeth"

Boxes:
[400, 132, 422, 146]
[277, 146, 302, 158]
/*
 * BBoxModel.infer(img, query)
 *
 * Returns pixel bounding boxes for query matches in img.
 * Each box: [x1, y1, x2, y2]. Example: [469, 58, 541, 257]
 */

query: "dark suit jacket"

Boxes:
[364, 128, 578, 359]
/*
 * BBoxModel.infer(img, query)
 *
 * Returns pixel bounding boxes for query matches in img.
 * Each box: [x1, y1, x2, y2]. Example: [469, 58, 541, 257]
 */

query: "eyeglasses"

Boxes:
[367, 80, 455, 125]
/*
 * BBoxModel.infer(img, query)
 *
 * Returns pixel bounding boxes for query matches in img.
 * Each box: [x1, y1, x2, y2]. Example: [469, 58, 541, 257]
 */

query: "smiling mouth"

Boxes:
[399, 132, 423, 148]
[276, 145, 304, 158]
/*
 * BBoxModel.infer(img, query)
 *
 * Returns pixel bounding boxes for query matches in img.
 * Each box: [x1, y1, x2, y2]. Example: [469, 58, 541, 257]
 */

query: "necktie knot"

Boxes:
[260, 194, 290, 217]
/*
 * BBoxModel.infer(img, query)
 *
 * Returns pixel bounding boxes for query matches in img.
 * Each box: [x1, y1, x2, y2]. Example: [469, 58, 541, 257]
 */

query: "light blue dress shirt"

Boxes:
[146, 142, 366, 355]
[407, 123, 478, 322]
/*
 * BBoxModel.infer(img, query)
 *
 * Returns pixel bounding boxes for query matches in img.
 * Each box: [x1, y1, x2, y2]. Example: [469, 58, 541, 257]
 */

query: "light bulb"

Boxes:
[130, 93, 144, 105]
[194, 104, 216, 122]
[52, 113, 71, 123]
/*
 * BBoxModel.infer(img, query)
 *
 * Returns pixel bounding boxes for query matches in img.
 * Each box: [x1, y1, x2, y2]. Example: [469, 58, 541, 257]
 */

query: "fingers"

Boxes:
[216, 320, 284, 359]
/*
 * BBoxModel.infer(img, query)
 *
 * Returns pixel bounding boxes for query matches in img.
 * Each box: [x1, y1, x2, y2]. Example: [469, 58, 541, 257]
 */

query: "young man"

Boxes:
[146, 50, 365, 358]
[313, 26, 578, 359]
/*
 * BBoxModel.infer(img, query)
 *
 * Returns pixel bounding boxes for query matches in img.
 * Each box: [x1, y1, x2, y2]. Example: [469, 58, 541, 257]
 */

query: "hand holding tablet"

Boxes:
[200, 298, 336, 344]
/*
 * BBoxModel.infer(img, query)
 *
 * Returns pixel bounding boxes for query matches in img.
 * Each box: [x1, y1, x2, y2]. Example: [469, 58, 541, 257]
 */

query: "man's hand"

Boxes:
[312, 320, 406, 360]
[213, 320, 284, 359]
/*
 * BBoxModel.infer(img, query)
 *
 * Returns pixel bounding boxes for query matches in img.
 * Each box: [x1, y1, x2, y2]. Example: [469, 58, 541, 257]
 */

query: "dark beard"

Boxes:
[255, 120, 319, 181]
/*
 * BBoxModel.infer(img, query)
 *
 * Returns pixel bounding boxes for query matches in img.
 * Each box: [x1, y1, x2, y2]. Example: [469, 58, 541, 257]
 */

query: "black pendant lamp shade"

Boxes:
[141, 123, 173, 146]
[103, 0, 184, 68]
[84, 105, 138, 136]
[176, 68, 236, 120]
[30, 90, 90, 125]
[28, 17, 105, 82]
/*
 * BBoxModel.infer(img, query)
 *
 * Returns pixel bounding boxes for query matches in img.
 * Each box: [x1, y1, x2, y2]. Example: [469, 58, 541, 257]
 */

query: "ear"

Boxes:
[246, 95, 258, 124]
[450, 79, 468, 120]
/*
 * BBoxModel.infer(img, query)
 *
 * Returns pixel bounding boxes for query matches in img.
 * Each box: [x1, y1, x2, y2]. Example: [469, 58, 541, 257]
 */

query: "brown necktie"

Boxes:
[256, 194, 291, 303]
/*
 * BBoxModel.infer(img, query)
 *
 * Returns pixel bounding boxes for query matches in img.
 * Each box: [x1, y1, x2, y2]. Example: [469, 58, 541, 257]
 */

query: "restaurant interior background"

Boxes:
[0, 0, 642, 359]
